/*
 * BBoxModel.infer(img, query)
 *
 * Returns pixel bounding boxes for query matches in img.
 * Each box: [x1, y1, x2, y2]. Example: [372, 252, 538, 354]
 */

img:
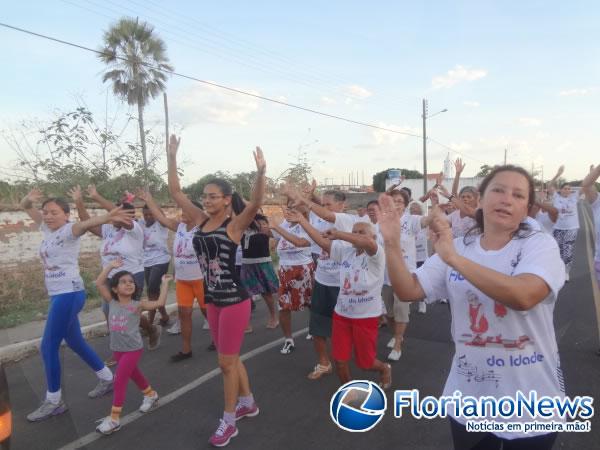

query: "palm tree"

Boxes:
[98, 17, 173, 186]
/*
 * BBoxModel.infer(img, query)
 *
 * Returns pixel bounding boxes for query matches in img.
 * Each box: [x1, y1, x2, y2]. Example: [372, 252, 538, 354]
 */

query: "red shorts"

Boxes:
[331, 312, 379, 369]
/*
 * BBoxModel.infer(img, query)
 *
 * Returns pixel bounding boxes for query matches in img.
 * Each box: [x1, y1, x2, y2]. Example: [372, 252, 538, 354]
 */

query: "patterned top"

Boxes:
[193, 218, 249, 306]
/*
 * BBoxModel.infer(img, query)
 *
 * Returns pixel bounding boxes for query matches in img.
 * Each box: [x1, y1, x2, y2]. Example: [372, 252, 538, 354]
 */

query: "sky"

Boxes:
[1, 0, 599, 187]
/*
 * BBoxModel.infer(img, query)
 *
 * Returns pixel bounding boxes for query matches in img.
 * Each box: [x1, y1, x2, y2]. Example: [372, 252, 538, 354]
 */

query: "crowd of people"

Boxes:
[18, 137, 600, 448]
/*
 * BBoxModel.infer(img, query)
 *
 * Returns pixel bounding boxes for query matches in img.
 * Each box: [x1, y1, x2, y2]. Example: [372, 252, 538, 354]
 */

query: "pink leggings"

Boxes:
[207, 299, 251, 355]
[113, 349, 149, 407]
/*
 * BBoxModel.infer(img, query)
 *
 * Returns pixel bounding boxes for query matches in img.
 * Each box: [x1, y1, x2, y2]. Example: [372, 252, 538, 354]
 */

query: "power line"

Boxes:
[0, 21, 423, 139]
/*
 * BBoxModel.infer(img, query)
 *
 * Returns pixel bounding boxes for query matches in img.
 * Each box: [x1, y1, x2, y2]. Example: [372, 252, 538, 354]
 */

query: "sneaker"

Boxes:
[27, 399, 68, 422]
[88, 379, 114, 399]
[207, 342, 217, 351]
[209, 419, 238, 447]
[170, 351, 192, 362]
[307, 363, 333, 380]
[305, 333, 313, 340]
[167, 320, 181, 335]
[95, 416, 121, 435]
[418, 302, 427, 314]
[139, 392, 159, 413]
[388, 349, 402, 361]
[203, 319, 210, 330]
[148, 325, 162, 351]
[244, 324, 253, 334]
[386, 337, 395, 349]
[280, 340, 295, 355]
[235, 401, 260, 420]
[440, 298, 448, 304]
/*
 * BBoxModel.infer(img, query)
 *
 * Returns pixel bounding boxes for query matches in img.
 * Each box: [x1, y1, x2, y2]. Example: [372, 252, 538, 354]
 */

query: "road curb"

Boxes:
[0, 303, 179, 364]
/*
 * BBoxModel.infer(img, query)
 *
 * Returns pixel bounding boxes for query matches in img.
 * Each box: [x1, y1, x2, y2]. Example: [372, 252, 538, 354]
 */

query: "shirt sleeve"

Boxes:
[512, 233, 566, 303]
[334, 213, 355, 232]
[62, 222, 78, 241]
[415, 253, 450, 303]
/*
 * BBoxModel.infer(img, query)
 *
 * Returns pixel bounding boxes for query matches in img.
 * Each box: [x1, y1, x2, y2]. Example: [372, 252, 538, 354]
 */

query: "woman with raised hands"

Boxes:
[172, 134, 265, 447]
[379, 165, 566, 450]
[549, 165, 580, 281]
[21, 187, 135, 422]
[135, 188, 210, 362]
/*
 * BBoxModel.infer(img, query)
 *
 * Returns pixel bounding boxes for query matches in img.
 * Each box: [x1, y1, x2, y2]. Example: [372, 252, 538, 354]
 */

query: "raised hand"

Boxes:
[167, 134, 181, 157]
[454, 158, 466, 174]
[302, 179, 317, 196]
[109, 257, 124, 269]
[68, 185, 83, 202]
[26, 188, 44, 203]
[435, 171, 444, 186]
[134, 188, 150, 202]
[428, 209, 455, 264]
[108, 205, 135, 225]
[86, 184, 99, 199]
[557, 165, 565, 177]
[376, 194, 401, 242]
[284, 208, 305, 224]
[253, 146, 266, 174]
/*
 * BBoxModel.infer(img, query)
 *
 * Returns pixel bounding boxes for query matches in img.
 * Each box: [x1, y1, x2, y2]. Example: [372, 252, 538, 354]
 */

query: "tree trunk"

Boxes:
[137, 99, 148, 189]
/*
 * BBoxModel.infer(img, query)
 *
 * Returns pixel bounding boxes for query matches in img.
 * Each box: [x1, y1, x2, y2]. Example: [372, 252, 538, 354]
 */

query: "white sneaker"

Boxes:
[96, 416, 121, 435]
[418, 303, 427, 314]
[202, 319, 210, 330]
[139, 392, 159, 413]
[388, 349, 402, 361]
[386, 337, 395, 349]
[167, 320, 181, 335]
[440, 298, 448, 304]
[306, 333, 313, 340]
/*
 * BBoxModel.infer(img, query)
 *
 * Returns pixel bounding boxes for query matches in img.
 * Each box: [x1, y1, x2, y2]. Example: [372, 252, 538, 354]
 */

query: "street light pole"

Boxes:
[422, 99, 428, 195]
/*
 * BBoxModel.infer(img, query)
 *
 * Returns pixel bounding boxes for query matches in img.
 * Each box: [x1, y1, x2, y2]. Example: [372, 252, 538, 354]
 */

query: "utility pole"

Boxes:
[422, 99, 428, 195]
[504, 148, 507, 165]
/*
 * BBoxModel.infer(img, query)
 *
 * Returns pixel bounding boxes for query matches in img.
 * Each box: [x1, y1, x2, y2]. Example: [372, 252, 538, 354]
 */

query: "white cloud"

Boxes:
[463, 100, 480, 107]
[432, 65, 487, 89]
[371, 122, 420, 146]
[171, 83, 260, 126]
[344, 84, 372, 99]
[559, 87, 599, 97]
[518, 117, 542, 127]
[321, 96, 336, 105]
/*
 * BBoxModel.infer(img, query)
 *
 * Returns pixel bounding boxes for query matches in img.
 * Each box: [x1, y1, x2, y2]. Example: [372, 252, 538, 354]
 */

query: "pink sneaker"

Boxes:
[235, 401, 260, 420]
[209, 419, 238, 447]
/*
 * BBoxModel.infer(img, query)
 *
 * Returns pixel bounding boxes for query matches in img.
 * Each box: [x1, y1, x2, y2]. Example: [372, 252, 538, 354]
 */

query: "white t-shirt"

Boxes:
[535, 211, 555, 235]
[313, 212, 358, 287]
[523, 216, 541, 232]
[173, 223, 203, 281]
[553, 192, 579, 230]
[382, 213, 422, 285]
[415, 233, 566, 438]
[139, 219, 171, 267]
[309, 211, 331, 255]
[273, 221, 313, 266]
[447, 210, 477, 238]
[101, 222, 144, 277]
[415, 228, 428, 263]
[591, 196, 600, 261]
[39, 223, 84, 296]
[330, 240, 385, 318]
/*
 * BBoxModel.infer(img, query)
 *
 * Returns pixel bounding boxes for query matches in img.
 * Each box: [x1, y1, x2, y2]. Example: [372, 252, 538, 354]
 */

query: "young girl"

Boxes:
[94, 259, 173, 435]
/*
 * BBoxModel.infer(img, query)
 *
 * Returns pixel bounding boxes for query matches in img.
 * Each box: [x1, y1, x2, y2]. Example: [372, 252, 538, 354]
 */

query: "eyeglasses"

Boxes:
[200, 194, 224, 201]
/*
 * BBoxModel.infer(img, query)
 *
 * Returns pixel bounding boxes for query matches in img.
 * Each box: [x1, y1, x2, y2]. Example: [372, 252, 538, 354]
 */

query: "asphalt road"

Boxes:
[5, 215, 600, 450]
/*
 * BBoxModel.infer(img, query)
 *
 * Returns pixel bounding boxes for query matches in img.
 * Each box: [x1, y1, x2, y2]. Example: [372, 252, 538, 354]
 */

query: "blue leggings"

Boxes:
[41, 290, 104, 393]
